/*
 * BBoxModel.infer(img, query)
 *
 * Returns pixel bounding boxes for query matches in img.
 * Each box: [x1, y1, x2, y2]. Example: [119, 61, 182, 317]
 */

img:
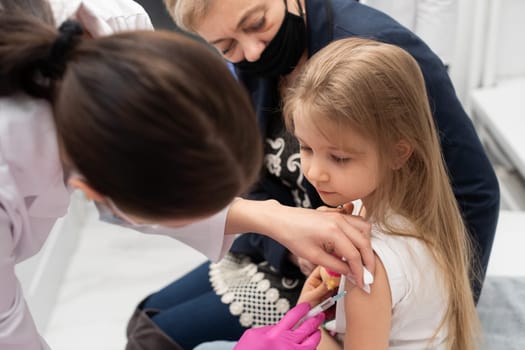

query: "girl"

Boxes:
[288, 37, 481, 349]
[0, 3, 366, 349]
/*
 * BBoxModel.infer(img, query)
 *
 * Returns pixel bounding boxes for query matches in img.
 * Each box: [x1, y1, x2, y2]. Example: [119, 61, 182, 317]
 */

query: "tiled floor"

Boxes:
[42, 203, 525, 350]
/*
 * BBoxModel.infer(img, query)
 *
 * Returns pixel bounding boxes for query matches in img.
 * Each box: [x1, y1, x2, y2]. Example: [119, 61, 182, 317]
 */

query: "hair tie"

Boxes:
[41, 19, 84, 79]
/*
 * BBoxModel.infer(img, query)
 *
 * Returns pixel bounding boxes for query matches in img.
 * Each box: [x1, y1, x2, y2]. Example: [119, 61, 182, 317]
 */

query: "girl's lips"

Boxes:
[317, 189, 336, 195]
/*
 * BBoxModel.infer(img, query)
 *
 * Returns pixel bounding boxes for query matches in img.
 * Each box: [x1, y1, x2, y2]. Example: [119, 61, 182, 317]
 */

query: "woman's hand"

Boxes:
[226, 199, 375, 289]
[269, 201, 374, 289]
[298, 266, 332, 306]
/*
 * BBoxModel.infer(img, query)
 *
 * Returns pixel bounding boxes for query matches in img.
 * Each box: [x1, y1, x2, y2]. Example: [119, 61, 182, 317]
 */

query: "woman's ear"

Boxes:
[68, 177, 105, 202]
[392, 140, 413, 170]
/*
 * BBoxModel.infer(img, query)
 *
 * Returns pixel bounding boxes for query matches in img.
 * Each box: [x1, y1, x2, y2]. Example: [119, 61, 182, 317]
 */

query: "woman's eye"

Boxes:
[249, 17, 266, 31]
[221, 41, 236, 55]
[221, 46, 231, 55]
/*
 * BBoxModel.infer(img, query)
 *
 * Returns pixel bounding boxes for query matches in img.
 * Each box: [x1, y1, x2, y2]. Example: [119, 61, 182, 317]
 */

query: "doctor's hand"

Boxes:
[289, 254, 316, 276]
[226, 199, 375, 288]
[270, 202, 374, 289]
[234, 303, 324, 350]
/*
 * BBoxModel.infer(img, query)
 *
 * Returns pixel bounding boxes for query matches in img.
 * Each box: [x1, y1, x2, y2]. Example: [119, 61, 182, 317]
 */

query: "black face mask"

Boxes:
[235, 0, 306, 77]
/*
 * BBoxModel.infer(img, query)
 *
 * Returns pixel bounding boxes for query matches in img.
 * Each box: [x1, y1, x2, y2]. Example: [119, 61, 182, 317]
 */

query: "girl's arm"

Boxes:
[343, 255, 391, 350]
[319, 328, 343, 350]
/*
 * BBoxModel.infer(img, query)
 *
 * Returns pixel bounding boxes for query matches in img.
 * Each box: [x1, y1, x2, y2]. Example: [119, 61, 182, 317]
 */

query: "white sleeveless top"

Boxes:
[332, 217, 448, 349]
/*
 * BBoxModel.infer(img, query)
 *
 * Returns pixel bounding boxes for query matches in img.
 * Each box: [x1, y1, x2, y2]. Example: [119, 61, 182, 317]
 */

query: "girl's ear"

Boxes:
[68, 177, 105, 202]
[392, 140, 413, 170]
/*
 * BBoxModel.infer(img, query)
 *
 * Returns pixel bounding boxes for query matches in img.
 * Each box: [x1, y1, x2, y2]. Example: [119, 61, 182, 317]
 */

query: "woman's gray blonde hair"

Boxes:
[164, 0, 210, 32]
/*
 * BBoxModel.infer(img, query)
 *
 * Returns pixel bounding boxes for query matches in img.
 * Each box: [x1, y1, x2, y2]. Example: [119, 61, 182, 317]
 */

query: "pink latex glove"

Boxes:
[234, 302, 325, 350]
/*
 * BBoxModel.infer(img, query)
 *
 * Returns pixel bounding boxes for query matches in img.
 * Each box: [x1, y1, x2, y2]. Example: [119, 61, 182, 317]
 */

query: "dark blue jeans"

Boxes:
[143, 262, 248, 349]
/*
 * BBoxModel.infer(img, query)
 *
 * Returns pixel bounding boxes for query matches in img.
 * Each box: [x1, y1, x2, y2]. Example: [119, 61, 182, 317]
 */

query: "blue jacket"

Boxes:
[231, 0, 500, 298]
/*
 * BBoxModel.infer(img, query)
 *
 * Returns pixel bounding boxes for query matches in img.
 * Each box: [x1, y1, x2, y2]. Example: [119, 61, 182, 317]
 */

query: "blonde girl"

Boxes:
[285, 37, 481, 349]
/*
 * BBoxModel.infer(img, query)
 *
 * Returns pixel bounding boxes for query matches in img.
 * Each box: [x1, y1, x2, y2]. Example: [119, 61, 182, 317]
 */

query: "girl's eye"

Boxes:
[331, 155, 350, 163]
[299, 145, 312, 152]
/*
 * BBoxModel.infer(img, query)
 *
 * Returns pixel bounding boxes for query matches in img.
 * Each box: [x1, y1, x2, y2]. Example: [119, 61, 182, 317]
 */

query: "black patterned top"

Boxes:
[263, 112, 312, 209]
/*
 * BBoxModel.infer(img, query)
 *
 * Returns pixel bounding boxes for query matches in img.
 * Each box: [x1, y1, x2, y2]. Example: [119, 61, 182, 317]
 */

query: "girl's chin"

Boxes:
[318, 194, 344, 207]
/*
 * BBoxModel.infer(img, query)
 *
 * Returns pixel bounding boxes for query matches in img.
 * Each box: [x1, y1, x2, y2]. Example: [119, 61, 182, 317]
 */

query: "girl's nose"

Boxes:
[306, 158, 329, 183]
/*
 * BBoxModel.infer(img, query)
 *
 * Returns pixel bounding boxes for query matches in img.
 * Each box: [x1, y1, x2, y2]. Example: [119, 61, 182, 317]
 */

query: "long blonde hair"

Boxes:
[284, 38, 481, 349]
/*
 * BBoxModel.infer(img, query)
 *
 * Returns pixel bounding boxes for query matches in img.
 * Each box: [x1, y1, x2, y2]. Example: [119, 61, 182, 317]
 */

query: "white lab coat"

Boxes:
[48, 0, 152, 36]
[360, 0, 458, 65]
[0, 2, 233, 349]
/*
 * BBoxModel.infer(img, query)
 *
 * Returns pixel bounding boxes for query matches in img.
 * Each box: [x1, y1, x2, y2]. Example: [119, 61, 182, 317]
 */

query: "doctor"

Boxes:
[0, 1, 372, 349]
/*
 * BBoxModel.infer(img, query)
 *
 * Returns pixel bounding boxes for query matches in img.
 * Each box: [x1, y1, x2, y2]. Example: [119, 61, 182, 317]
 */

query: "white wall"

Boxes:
[450, 0, 525, 106]
[448, 0, 489, 105]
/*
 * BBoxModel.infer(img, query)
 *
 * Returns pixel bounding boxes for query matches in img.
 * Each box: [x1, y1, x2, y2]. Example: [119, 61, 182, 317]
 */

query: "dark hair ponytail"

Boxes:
[1, 7, 262, 220]
[0, 0, 54, 24]
[0, 0, 83, 99]
[0, 12, 58, 98]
